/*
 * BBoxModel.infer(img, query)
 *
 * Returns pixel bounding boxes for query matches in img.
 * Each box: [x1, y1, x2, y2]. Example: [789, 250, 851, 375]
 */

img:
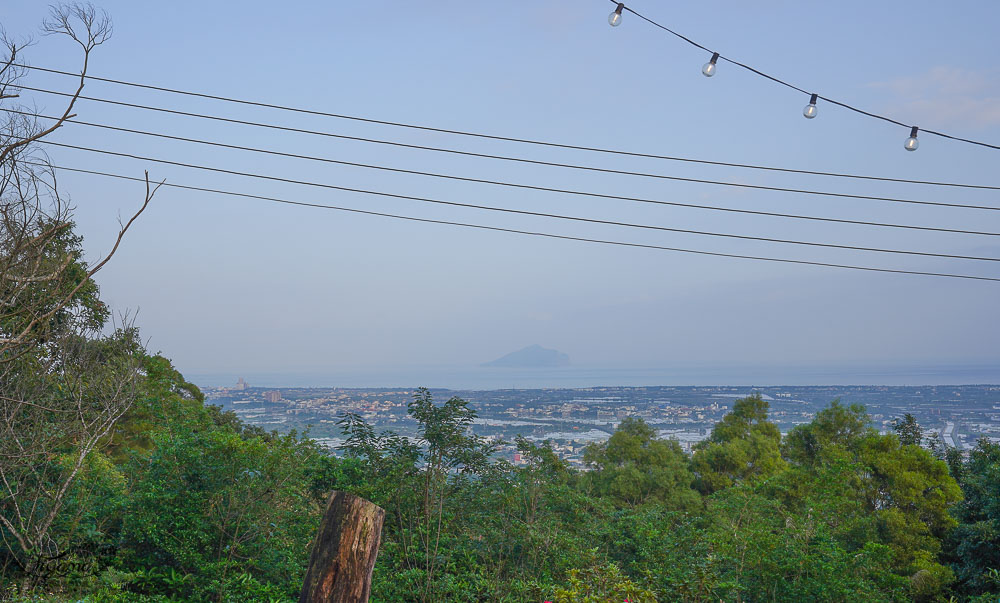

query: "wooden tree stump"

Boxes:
[299, 491, 385, 603]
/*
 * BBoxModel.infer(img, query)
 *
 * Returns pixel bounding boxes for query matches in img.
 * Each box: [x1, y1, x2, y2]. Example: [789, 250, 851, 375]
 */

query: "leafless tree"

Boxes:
[1, 4, 154, 359]
[0, 4, 160, 589]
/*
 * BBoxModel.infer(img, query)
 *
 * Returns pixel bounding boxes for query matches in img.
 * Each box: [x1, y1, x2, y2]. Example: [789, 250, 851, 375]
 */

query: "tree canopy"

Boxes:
[690, 393, 787, 494]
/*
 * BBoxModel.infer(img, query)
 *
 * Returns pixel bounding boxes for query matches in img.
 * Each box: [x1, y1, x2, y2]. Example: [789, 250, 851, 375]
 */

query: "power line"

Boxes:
[611, 1, 1000, 151]
[37, 140, 1000, 263]
[10, 91, 1000, 213]
[11, 108, 999, 236]
[13, 65, 1000, 189]
[33, 160, 1000, 283]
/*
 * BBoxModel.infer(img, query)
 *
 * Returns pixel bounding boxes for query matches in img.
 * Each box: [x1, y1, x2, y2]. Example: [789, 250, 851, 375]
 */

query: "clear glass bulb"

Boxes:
[608, 11, 622, 26]
[803, 103, 817, 119]
[701, 62, 716, 77]
[904, 136, 919, 151]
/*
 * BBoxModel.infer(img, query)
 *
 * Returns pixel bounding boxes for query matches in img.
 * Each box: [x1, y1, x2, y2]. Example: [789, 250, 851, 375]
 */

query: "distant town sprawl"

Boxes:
[206, 380, 1000, 467]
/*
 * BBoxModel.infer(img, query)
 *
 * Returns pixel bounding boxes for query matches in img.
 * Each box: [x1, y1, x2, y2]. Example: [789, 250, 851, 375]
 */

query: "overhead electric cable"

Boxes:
[9, 93, 1000, 212]
[33, 160, 1000, 283]
[12, 109, 1000, 236]
[609, 0, 1000, 151]
[37, 140, 1000, 263]
[13, 67, 1000, 189]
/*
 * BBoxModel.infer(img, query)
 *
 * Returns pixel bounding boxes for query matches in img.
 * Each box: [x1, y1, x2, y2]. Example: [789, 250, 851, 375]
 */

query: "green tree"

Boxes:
[118, 424, 324, 601]
[0, 325, 145, 591]
[106, 354, 206, 461]
[608, 485, 907, 602]
[584, 417, 700, 509]
[550, 554, 657, 603]
[782, 400, 871, 466]
[709, 485, 906, 602]
[690, 394, 786, 494]
[339, 388, 499, 602]
[893, 413, 923, 446]
[946, 438, 1000, 598]
[780, 401, 963, 600]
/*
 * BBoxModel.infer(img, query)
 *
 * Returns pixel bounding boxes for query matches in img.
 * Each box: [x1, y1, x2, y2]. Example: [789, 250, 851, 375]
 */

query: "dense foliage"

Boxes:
[5, 5, 999, 602]
[4, 359, 999, 602]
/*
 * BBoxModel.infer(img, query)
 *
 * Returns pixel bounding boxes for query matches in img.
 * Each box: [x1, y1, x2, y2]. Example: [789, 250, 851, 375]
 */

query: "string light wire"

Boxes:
[612, 1, 1000, 151]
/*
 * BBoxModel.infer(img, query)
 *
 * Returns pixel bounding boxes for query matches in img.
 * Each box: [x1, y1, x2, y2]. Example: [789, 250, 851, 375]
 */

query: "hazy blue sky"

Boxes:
[4, 1, 999, 386]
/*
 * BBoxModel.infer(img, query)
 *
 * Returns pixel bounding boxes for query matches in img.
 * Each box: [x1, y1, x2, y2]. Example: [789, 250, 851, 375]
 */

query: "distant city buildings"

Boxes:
[201, 384, 1000, 465]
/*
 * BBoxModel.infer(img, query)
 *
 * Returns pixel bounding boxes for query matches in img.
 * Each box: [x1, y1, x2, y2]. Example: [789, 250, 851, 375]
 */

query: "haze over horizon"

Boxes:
[4, 0, 999, 382]
[187, 357, 1000, 390]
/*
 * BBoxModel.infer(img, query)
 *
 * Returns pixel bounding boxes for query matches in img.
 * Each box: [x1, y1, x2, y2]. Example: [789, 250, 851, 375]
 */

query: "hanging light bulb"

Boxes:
[608, 3, 624, 27]
[803, 93, 818, 119]
[702, 52, 719, 77]
[904, 126, 919, 151]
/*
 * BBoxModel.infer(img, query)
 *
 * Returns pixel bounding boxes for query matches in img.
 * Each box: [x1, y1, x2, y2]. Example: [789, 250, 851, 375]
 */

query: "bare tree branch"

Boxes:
[0, 5, 156, 589]
[0, 171, 159, 350]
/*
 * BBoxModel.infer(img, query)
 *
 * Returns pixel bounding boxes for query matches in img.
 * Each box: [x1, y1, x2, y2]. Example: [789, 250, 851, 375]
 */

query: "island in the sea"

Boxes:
[481, 344, 570, 368]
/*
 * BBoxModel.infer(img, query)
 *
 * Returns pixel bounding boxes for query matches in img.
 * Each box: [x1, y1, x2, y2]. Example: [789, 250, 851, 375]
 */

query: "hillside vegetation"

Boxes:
[2, 6, 998, 602]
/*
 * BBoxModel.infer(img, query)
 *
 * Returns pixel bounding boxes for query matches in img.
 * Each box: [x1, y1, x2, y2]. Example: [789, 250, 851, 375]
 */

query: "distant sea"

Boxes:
[189, 363, 1000, 390]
